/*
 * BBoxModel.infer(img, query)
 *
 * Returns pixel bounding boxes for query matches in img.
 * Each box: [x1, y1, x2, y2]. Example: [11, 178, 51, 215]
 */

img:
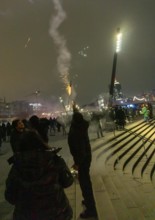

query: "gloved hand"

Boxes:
[71, 164, 78, 171]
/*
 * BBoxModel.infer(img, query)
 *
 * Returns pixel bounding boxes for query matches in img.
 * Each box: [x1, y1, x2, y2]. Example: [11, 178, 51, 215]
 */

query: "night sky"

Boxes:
[0, 0, 155, 105]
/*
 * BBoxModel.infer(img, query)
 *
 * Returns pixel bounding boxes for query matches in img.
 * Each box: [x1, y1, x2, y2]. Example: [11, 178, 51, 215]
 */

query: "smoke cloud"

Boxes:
[28, 0, 34, 3]
[0, 9, 12, 17]
[49, 0, 76, 101]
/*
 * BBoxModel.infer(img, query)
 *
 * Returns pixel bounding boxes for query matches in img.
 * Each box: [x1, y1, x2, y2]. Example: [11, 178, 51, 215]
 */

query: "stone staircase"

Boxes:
[90, 118, 155, 220]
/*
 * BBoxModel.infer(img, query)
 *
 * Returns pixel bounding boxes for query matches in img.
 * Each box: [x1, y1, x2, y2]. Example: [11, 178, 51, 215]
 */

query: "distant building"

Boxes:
[0, 100, 33, 120]
[0, 99, 11, 118]
[10, 100, 33, 118]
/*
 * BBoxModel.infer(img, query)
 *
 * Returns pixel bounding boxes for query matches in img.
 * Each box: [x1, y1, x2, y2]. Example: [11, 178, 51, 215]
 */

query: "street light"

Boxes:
[109, 28, 122, 106]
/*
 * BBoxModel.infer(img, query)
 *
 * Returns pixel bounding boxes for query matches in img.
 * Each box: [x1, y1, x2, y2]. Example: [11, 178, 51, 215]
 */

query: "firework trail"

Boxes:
[49, 0, 71, 89]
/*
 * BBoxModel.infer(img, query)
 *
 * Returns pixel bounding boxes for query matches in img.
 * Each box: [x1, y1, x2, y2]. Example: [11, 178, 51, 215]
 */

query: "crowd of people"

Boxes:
[108, 102, 153, 130]
[2, 102, 154, 219]
[3, 112, 98, 220]
[0, 116, 68, 151]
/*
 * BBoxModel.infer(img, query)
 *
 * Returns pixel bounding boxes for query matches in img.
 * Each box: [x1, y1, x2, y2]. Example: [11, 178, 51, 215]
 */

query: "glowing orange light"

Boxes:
[66, 84, 72, 96]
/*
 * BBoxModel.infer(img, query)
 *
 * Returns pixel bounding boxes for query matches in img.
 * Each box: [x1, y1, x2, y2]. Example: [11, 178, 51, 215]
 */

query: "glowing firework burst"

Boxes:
[25, 37, 31, 48]
[78, 46, 89, 57]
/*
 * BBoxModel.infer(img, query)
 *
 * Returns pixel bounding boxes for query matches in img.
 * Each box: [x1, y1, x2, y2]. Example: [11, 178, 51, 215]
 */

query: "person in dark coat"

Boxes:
[6, 122, 12, 142]
[68, 112, 97, 219]
[5, 130, 73, 220]
[29, 115, 49, 143]
[1, 122, 7, 142]
[0, 125, 2, 151]
[10, 119, 25, 153]
[92, 113, 103, 138]
[115, 106, 126, 130]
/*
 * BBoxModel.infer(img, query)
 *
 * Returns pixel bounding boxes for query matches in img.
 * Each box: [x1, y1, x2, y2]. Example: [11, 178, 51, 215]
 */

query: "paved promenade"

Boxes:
[1, 119, 155, 219]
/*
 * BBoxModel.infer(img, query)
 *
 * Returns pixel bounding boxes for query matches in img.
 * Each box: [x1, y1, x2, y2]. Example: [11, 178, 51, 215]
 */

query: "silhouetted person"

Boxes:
[115, 106, 126, 130]
[92, 113, 103, 138]
[49, 117, 56, 136]
[0, 125, 2, 151]
[39, 117, 50, 142]
[68, 112, 97, 219]
[10, 119, 25, 153]
[56, 118, 61, 132]
[6, 122, 12, 142]
[147, 103, 153, 119]
[1, 122, 6, 142]
[29, 115, 49, 143]
[5, 130, 73, 220]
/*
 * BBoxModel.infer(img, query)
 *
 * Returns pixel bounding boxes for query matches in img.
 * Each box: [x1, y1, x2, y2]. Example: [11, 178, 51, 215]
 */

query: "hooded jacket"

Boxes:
[5, 132, 73, 220]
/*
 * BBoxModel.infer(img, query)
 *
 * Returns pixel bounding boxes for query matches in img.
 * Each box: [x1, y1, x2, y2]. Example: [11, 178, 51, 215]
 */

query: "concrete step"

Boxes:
[102, 174, 137, 220]
[110, 173, 145, 220]
[120, 173, 155, 219]
[92, 171, 147, 220]
[92, 175, 118, 220]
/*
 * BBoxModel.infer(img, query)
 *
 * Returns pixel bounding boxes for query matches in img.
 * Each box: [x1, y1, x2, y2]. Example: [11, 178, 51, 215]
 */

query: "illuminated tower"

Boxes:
[109, 28, 122, 106]
[114, 79, 123, 100]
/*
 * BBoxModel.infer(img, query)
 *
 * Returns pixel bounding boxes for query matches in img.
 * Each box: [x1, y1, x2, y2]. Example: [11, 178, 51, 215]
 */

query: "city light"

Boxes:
[133, 96, 147, 102]
[59, 97, 63, 103]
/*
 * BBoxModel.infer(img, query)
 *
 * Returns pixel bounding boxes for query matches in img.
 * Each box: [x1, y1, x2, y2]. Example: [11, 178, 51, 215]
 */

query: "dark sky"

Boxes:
[0, 0, 155, 105]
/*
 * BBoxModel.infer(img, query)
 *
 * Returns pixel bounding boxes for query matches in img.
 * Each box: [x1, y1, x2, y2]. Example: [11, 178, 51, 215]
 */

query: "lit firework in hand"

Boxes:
[66, 81, 72, 96]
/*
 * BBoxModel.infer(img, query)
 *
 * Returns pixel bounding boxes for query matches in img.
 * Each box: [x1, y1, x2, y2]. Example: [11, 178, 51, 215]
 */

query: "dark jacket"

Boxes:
[10, 129, 23, 153]
[68, 112, 91, 165]
[5, 149, 73, 220]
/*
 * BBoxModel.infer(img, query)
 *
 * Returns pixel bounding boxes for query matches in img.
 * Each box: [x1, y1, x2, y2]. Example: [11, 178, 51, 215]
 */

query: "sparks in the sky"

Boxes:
[78, 46, 89, 57]
[24, 37, 31, 48]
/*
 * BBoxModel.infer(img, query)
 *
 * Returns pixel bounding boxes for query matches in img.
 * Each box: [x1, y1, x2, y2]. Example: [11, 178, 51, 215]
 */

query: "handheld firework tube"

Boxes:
[70, 165, 78, 177]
